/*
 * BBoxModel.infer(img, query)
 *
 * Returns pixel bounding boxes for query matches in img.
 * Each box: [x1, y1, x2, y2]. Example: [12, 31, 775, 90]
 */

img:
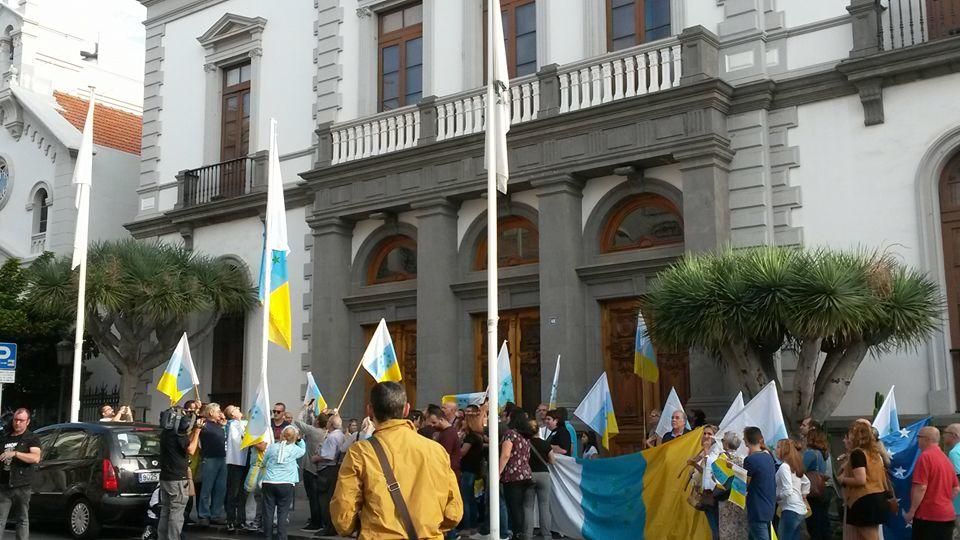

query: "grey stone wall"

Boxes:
[313, 0, 343, 125]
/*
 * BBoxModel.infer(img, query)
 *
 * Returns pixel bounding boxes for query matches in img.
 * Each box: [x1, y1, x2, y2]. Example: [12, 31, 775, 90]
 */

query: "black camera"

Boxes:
[159, 407, 198, 435]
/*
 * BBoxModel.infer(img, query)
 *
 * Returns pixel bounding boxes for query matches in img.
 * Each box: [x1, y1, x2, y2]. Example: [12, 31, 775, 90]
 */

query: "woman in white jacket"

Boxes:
[775, 439, 811, 540]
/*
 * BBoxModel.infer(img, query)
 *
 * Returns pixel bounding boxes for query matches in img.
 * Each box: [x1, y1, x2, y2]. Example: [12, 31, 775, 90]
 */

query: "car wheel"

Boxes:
[66, 498, 100, 540]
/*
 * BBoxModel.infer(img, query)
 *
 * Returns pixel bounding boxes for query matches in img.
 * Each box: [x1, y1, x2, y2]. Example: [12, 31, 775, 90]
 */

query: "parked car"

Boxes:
[31, 422, 161, 539]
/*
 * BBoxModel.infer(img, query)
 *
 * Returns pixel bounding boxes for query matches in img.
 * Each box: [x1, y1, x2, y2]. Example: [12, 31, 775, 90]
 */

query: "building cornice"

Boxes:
[141, 0, 230, 28]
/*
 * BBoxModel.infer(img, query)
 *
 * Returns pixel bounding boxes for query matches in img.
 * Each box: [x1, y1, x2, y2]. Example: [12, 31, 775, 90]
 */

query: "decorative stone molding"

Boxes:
[355, 6, 372, 18]
[196, 13, 267, 52]
[0, 89, 23, 139]
[855, 78, 884, 126]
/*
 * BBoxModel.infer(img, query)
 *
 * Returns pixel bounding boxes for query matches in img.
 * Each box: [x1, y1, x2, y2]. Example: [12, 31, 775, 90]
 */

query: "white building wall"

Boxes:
[791, 72, 960, 417]
[153, 0, 315, 211]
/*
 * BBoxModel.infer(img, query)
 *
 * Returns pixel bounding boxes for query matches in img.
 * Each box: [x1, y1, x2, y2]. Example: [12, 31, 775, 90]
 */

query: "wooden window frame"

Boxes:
[605, 0, 671, 51]
[600, 194, 683, 253]
[220, 61, 251, 162]
[378, 3, 423, 112]
[484, 0, 537, 80]
[474, 215, 539, 270]
[367, 235, 418, 285]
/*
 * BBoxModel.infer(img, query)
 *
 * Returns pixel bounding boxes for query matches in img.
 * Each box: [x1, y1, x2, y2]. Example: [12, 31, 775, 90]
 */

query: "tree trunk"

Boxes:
[791, 337, 822, 425]
[118, 366, 140, 411]
[810, 340, 869, 420]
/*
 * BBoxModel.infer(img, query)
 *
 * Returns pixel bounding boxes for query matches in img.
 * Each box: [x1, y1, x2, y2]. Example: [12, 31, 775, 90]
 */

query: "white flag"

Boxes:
[548, 354, 561, 409]
[872, 385, 899, 439]
[71, 90, 96, 269]
[721, 381, 789, 453]
[486, 0, 511, 193]
[265, 118, 289, 254]
[655, 387, 690, 437]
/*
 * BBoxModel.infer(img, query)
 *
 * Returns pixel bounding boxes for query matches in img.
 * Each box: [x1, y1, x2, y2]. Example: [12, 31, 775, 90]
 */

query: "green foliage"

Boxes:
[645, 246, 941, 354]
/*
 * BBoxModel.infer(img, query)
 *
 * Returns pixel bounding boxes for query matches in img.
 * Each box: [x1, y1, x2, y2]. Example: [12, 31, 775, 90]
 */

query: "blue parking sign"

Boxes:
[0, 343, 16, 369]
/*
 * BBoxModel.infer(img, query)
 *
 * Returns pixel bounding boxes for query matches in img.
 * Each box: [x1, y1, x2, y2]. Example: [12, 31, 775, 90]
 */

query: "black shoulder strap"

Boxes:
[368, 437, 418, 540]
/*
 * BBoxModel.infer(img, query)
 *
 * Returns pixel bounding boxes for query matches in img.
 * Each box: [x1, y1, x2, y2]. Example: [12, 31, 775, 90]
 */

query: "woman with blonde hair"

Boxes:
[838, 420, 889, 540]
[774, 439, 810, 540]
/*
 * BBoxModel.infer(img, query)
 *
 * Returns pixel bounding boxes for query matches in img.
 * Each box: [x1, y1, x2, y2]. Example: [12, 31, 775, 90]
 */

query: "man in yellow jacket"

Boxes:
[331, 382, 463, 539]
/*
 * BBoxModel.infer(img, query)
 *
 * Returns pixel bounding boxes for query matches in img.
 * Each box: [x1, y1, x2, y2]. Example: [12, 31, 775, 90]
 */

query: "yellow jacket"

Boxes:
[331, 419, 463, 539]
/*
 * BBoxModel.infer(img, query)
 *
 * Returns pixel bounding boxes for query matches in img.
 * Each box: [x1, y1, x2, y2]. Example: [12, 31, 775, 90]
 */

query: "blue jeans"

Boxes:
[748, 520, 771, 540]
[199, 456, 227, 519]
[777, 510, 804, 540]
[479, 484, 510, 538]
[703, 503, 719, 540]
[458, 472, 478, 530]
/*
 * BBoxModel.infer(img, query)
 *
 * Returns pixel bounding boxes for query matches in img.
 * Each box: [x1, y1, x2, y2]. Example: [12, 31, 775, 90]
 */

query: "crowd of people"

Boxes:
[148, 387, 960, 540]
[687, 416, 960, 540]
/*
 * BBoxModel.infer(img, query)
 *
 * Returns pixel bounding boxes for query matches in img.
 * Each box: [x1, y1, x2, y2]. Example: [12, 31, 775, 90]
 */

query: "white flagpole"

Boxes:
[486, 0, 500, 536]
[261, 120, 277, 389]
[69, 87, 95, 423]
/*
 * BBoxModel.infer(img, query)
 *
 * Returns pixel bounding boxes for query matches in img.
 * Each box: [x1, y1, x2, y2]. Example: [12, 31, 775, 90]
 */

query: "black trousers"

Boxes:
[503, 480, 532, 540]
[224, 464, 247, 526]
[262, 483, 294, 540]
[913, 518, 954, 540]
[316, 466, 339, 534]
[302, 470, 321, 527]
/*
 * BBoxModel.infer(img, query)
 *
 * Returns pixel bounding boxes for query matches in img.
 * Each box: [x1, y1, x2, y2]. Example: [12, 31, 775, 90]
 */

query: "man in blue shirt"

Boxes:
[944, 423, 960, 533]
[742, 426, 776, 540]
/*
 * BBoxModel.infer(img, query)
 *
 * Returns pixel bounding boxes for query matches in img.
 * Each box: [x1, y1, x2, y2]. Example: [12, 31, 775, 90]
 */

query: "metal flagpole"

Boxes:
[486, 0, 500, 536]
[69, 87, 95, 423]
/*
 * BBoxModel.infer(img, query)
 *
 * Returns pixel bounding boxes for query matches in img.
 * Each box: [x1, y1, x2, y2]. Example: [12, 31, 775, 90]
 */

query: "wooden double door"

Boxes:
[211, 314, 244, 407]
[473, 308, 541, 412]
[363, 320, 418, 408]
[601, 297, 689, 455]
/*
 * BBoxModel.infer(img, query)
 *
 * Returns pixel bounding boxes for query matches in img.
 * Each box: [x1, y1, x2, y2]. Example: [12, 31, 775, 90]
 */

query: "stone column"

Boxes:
[847, 0, 881, 58]
[533, 175, 587, 408]
[414, 198, 461, 398]
[308, 216, 358, 415]
[678, 147, 736, 417]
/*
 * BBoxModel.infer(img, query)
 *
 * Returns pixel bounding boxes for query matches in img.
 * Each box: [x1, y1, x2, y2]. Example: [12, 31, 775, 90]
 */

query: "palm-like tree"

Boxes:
[26, 240, 257, 410]
[644, 247, 941, 424]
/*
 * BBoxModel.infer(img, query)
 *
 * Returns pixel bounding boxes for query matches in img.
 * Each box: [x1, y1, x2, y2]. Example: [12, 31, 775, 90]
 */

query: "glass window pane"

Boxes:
[645, 25, 670, 42]
[382, 98, 401, 110]
[610, 201, 683, 250]
[49, 430, 88, 461]
[406, 37, 422, 66]
[515, 3, 536, 34]
[226, 96, 238, 112]
[405, 65, 422, 96]
[382, 11, 403, 33]
[381, 71, 399, 100]
[405, 91, 422, 104]
[612, 5, 636, 40]
[404, 4, 423, 26]
[242, 92, 250, 116]
[382, 45, 400, 73]
[516, 33, 536, 66]
[613, 36, 635, 51]
[225, 67, 240, 87]
[374, 240, 417, 282]
[645, 0, 671, 32]
[516, 61, 536, 77]
[612, 0, 634, 7]
[240, 64, 251, 82]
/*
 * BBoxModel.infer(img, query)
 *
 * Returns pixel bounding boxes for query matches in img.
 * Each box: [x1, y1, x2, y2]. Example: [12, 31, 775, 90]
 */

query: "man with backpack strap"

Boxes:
[331, 381, 463, 539]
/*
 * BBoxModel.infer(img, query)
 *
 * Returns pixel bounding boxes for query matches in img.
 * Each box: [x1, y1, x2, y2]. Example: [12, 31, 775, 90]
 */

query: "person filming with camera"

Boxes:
[158, 401, 204, 540]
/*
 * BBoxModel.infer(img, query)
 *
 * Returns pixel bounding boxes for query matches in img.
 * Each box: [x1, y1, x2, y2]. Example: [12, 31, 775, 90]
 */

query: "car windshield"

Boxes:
[114, 429, 161, 457]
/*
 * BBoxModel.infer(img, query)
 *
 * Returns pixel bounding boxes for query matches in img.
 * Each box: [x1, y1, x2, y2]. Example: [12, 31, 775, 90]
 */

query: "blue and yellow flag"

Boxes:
[258, 118, 292, 351]
[634, 311, 658, 383]
[156, 333, 199, 405]
[711, 453, 747, 510]
[303, 372, 327, 416]
[242, 379, 274, 449]
[442, 391, 487, 409]
[361, 318, 401, 382]
[549, 428, 711, 539]
[573, 372, 619, 449]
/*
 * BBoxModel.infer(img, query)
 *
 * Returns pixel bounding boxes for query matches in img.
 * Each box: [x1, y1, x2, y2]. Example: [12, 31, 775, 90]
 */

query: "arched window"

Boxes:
[33, 188, 48, 234]
[0, 158, 9, 208]
[475, 216, 539, 270]
[600, 193, 682, 252]
[367, 235, 417, 284]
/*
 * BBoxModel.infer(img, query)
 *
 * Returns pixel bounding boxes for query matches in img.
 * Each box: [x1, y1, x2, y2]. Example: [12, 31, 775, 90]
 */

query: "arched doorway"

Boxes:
[939, 152, 960, 405]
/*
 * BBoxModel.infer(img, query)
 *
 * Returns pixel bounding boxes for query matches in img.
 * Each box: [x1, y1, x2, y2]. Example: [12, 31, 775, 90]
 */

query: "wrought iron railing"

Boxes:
[878, 0, 960, 50]
[181, 156, 254, 208]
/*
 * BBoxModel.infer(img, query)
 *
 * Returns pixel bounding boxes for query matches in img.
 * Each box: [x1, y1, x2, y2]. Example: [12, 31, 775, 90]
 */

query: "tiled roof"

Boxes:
[53, 91, 142, 155]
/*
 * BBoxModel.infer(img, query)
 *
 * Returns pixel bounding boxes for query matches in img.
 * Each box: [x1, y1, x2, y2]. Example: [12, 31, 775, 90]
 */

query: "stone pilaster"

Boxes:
[413, 198, 461, 399]
[533, 175, 587, 408]
[307, 216, 357, 415]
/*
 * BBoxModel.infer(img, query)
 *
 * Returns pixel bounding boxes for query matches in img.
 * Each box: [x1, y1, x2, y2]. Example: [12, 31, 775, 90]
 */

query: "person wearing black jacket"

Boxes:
[0, 407, 42, 540]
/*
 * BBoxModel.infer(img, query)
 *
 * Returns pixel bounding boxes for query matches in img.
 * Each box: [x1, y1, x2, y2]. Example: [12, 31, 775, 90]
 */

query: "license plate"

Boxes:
[138, 472, 159, 483]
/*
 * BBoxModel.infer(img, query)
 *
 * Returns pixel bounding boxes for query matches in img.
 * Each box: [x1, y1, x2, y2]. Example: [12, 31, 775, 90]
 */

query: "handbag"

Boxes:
[805, 470, 826, 501]
[882, 470, 899, 516]
[369, 437, 418, 540]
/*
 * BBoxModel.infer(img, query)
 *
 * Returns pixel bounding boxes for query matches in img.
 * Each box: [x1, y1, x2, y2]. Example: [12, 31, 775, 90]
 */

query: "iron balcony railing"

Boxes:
[179, 156, 254, 208]
[877, 0, 960, 50]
